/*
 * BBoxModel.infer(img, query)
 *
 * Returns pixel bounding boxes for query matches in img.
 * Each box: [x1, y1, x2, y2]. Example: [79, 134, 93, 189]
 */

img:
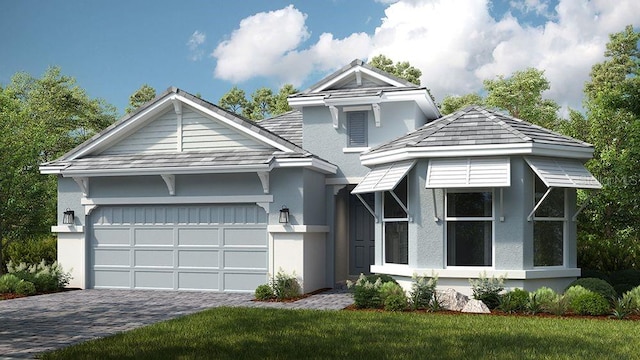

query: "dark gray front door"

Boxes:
[349, 193, 375, 275]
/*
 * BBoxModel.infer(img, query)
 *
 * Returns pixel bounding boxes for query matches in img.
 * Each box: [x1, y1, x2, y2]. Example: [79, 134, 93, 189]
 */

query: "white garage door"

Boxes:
[89, 204, 268, 292]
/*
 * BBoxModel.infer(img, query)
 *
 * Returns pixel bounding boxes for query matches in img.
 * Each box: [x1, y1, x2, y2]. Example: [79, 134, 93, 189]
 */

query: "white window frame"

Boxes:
[382, 177, 409, 266]
[532, 178, 568, 268]
[444, 188, 495, 268]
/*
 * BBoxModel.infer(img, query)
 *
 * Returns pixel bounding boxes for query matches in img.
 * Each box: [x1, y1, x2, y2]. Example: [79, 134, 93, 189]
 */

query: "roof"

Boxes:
[361, 106, 594, 165]
[259, 110, 302, 147]
[40, 88, 336, 176]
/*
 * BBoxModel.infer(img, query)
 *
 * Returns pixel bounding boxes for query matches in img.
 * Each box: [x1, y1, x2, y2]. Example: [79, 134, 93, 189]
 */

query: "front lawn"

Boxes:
[41, 307, 639, 360]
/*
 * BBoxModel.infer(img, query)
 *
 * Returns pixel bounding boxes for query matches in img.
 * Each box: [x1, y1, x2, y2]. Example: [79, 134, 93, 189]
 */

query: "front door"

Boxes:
[349, 193, 375, 275]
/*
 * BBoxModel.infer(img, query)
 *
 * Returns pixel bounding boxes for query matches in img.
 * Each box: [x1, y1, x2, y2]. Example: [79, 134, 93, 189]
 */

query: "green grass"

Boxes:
[41, 308, 640, 360]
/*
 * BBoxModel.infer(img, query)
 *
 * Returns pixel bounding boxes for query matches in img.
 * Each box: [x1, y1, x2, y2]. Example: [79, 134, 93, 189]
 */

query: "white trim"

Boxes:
[527, 187, 553, 222]
[309, 65, 407, 93]
[81, 195, 273, 206]
[272, 158, 337, 174]
[360, 143, 594, 166]
[342, 147, 370, 153]
[51, 225, 84, 233]
[370, 265, 581, 279]
[329, 105, 339, 129]
[343, 105, 371, 112]
[372, 103, 381, 127]
[325, 177, 363, 185]
[257, 172, 270, 194]
[355, 193, 378, 223]
[426, 157, 510, 188]
[160, 174, 175, 196]
[61, 164, 272, 177]
[267, 225, 329, 233]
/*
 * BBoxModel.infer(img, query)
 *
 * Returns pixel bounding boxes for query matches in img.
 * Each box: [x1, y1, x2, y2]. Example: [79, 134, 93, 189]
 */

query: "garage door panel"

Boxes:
[135, 249, 174, 267]
[93, 228, 130, 245]
[94, 249, 130, 266]
[134, 271, 173, 289]
[178, 250, 218, 268]
[223, 273, 266, 292]
[93, 270, 131, 288]
[134, 228, 173, 246]
[178, 272, 219, 291]
[91, 204, 267, 292]
[224, 251, 267, 269]
[223, 228, 266, 246]
[178, 228, 219, 246]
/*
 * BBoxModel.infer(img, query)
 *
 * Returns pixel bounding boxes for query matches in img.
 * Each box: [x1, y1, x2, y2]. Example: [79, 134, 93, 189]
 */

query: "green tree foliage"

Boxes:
[440, 93, 484, 115]
[483, 68, 560, 128]
[219, 84, 297, 121]
[0, 67, 117, 273]
[368, 54, 422, 85]
[126, 84, 156, 114]
[568, 25, 640, 271]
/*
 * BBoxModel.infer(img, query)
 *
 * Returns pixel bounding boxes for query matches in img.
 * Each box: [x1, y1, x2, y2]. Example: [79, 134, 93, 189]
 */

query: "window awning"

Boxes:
[525, 157, 602, 189]
[352, 160, 415, 194]
[426, 157, 511, 188]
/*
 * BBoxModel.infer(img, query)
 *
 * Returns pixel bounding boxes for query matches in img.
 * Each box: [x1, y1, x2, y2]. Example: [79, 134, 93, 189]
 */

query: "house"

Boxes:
[40, 59, 601, 295]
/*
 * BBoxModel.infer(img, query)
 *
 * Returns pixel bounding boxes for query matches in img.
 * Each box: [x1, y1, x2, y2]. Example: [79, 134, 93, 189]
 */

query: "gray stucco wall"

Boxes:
[302, 102, 426, 181]
[269, 168, 304, 225]
[302, 169, 326, 225]
[58, 176, 85, 226]
[412, 161, 445, 268]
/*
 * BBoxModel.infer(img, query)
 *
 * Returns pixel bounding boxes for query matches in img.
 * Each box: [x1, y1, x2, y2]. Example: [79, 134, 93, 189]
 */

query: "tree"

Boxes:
[483, 68, 560, 128]
[368, 55, 422, 85]
[440, 93, 484, 115]
[0, 67, 117, 273]
[219, 86, 249, 115]
[271, 84, 297, 115]
[219, 84, 298, 121]
[570, 25, 640, 271]
[126, 84, 156, 114]
[244, 87, 273, 121]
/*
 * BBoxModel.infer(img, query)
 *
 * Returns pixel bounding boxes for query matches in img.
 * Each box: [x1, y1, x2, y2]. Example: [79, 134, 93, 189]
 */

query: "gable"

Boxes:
[101, 105, 272, 155]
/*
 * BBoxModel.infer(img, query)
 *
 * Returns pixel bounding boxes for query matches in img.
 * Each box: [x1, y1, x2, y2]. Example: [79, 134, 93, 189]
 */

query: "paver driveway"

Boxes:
[0, 288, 352, 359]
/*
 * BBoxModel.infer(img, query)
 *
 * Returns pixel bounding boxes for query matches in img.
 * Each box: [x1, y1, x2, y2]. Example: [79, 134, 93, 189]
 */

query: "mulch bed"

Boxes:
[0, 287, 80, 301]
[252, 288, 332, 303]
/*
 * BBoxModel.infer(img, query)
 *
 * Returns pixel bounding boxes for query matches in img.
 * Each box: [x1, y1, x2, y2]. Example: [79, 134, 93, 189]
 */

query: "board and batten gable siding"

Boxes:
[102, 109, 178, 155]
[102, 107, 272, 155]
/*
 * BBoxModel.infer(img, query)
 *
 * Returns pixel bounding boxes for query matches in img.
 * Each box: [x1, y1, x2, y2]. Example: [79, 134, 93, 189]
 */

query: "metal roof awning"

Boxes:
[426, 157, 511, 188]
[352, 160, 415, 194]
[525, 157, 602, 189]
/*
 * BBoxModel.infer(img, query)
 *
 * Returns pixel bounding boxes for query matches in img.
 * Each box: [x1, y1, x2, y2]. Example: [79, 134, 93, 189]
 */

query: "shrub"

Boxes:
[529, 287, 557, 314]
[379, 282, 407, 311]
[614, 283, 635, 297]
[470, 273, 504, 309]
[544, 294, 569, 316]
[499, 288, 529, 313]
[7, 260, 72, 292]
[409, 273, 438, 310]
[566, 278, 617, 301]
[348, 274, 383, 309]
[0, 274, 22, 293]
[270, 270, 301, 300]
[564, 285, 592, 308]
[3, 237, 57, 269]
[610, 295, 634, 320]
[365, 274, 397, 285]
[254, 284, 275, 301]
[15, 280, 36, 296]
[624, 285, 640, 313]
[570, 291, 610, 316]
[609, 270, 640, 296]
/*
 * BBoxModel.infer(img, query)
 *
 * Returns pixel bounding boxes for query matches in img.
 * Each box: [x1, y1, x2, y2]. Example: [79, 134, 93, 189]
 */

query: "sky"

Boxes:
[1, 0, 638, 117]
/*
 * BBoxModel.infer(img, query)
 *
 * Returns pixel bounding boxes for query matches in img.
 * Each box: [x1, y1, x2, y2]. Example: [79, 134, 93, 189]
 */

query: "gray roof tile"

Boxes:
[259, 110, 303, 147]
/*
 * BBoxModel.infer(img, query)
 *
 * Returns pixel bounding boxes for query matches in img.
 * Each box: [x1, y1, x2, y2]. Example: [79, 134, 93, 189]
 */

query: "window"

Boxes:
[533, 176, 565, 266]
[446, 191, 493, 266]
[347, 112, 367, 147]
[383, 177, 408, 264]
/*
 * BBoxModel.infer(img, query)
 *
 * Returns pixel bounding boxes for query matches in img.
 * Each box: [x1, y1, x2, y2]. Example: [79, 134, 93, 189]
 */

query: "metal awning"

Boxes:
[525, 157, 602, 189]
[352, 160, 415, 194]
[425, 157, 511, 188]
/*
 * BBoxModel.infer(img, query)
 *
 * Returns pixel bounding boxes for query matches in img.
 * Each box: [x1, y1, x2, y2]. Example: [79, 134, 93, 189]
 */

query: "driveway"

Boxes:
[0, 289, 352, 359]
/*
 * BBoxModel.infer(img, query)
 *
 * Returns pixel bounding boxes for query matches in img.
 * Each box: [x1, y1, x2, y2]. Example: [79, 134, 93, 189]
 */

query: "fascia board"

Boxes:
[323, 96, 382, 106]
[360, 143, 594, 166]
[60, 164, 271, 177]
[382, 90, 440, 118]
[177, 95, 293, 153]
[39, 164, 69, 174]
[288, 96, 325, 108]
[273, 158, 337, 174]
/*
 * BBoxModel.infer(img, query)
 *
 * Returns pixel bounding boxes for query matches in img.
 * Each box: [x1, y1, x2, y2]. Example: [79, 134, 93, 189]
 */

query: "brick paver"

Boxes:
[0, 288, 353, 359]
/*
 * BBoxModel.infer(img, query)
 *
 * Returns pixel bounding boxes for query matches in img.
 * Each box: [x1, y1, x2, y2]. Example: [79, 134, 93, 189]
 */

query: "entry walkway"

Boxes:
[0, 288, 353, 359]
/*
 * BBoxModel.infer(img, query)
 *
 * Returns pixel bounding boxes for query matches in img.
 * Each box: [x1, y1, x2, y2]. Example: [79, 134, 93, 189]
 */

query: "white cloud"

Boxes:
[187, 30, 206, 61]
[211, 1, 640, 115]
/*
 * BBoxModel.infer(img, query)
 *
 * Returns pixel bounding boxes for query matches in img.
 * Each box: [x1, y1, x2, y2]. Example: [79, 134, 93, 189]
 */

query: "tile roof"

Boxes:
[367, 106, 592, 153]
[289, 86, 426, 100]
[259, 110, 303, 147]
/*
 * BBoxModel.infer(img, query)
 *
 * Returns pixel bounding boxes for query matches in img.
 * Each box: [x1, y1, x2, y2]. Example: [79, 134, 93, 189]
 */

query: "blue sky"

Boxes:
[1, 0, 638, 116]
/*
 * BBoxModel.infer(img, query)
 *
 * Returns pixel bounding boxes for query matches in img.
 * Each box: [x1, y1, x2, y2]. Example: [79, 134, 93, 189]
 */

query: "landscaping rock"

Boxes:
[461, 299, 490, 314]
[436, 288, 469, 311]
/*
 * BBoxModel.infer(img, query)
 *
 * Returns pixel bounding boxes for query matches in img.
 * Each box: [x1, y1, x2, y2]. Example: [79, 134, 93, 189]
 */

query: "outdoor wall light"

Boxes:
[279, 206, 290, 224]
[62, 208, 75, 225]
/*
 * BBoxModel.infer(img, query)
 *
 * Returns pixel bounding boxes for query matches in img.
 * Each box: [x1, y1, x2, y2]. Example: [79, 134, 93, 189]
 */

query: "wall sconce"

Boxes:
[63, 208, 75, 225]
[279, 206, 290, 224]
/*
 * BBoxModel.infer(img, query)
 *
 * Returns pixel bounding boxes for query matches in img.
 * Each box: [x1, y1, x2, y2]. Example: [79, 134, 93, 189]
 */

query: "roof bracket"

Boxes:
[390, 189, 412, 223]
[572, 192, 594, 222]
[355, 69, 362, 86]
[355, 193, 378, 223]
[329, 106, 339, 129]
[527, 187, 553, 222]
[72, 177, 89, 197]
[500, 188, 505, 222]
[161, 174, 175, 196]
[431, 188, 440, 222]
[372, 103, 381, 127]
[257, 172, 270, 194]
